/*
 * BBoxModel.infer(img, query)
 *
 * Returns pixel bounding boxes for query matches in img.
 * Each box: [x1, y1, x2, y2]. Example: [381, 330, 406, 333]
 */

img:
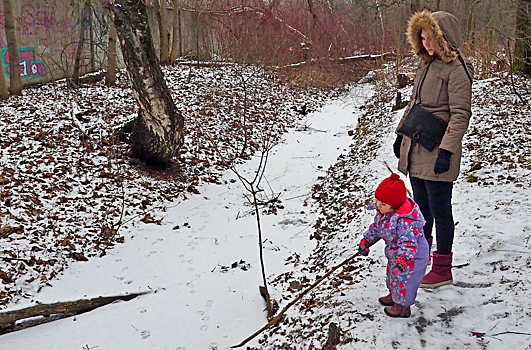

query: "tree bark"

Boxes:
[72, 0, 91, 86]
[3, 0, 22, 96]
[169, 0, 181, 62]
[153, 0, 169, 64]
[410, 0, 421, 13]
[89, 0, 95, 71]
[0, 59, 9, 99]
[515, 0, 531, 76]
[0, 292, 148, 334]
[103, 0, 184, 166]
[105, 20, 118, 86]
[159, 0, 171, 64]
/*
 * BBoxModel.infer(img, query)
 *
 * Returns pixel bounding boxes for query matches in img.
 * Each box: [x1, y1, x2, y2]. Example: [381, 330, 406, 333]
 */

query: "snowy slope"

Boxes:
[0, 82, 373, 350]
[1, 65, 530, 350]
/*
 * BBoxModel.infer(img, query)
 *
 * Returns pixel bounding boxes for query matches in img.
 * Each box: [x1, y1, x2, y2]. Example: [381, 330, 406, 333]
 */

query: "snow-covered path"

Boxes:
[0, 86, 373, 350]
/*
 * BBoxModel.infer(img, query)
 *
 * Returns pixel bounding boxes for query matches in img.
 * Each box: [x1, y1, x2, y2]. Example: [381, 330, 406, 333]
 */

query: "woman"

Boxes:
[394, 10, 473, 289]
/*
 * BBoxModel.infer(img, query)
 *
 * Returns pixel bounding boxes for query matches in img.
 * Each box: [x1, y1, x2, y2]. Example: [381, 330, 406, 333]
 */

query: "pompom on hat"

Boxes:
[375, 173, 407, 209]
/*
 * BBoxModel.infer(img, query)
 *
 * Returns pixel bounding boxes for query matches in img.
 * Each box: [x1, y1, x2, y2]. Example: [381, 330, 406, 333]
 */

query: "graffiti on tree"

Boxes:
[1, 47, 48, 78]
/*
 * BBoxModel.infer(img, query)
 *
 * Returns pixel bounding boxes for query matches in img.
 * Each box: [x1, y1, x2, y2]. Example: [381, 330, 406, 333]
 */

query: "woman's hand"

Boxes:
[434, 149, 452, 174]
[393, 135, 403, 159]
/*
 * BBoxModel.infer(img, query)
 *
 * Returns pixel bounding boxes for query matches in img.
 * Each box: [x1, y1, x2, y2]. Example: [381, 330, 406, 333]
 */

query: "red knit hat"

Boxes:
[375, 173, 407, 209]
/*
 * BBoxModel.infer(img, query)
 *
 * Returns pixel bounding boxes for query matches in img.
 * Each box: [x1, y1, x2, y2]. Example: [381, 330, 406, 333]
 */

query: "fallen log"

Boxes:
[176, 53, 398, 69]
[0, 291, 150, 335]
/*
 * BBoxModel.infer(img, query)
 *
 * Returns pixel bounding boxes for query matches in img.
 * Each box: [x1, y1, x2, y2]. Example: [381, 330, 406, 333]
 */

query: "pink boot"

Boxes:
[384, 304, 411, 318]
[420, 252, 453, 288]
[378, 292, 394, 306]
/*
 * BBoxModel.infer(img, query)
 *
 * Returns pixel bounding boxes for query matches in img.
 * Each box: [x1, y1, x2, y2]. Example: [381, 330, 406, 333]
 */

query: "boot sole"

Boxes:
[420, 279, 453, 289]
[384, 308, 411, 318]
[378, 298, 394, 306]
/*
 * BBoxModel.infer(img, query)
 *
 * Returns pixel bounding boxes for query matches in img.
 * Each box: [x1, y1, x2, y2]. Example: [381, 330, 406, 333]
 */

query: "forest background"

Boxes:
[0, 0, 529, 92]
[0, 0, 530, 348]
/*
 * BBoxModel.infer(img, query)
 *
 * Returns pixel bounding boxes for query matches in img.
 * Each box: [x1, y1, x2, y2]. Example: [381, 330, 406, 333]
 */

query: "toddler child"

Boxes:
[358, 173, 429, 317]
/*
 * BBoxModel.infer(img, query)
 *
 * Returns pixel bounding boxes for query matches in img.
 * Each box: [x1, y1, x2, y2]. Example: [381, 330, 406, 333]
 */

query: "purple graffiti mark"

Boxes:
[18, 4, 76, 40]
[19, 4, 56, 37]
[2, 47, 48, 78]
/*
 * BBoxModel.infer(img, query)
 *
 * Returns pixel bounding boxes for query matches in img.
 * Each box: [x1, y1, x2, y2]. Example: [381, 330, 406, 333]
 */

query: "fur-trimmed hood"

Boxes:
[406, 10, 463, 63]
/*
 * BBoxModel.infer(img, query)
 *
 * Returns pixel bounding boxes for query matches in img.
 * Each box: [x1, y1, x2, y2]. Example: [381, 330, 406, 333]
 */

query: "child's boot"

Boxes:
[378, 292, 394, 306]
[384, 304, 411, 318]
[420, 251, 453, 288]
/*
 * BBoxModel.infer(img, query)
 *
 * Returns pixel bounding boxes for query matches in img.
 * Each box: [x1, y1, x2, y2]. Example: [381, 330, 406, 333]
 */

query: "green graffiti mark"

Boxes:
[1, 47, 48, 78]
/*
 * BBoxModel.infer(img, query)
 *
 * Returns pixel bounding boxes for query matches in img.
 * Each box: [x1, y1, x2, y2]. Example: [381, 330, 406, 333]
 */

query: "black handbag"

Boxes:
[397, 104, 448, 152]
[397, 54, 471, 152]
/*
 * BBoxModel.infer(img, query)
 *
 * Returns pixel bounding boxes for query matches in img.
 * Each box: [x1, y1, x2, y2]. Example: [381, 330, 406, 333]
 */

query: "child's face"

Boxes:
[376, 200, 395, 214]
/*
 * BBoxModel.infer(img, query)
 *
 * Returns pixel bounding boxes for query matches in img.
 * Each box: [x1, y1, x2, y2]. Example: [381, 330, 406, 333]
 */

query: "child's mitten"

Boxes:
[358, 238, 372, 256]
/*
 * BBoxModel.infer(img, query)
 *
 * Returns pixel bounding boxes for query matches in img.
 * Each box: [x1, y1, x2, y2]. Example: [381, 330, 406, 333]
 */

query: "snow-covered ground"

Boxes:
[0, 80, 372, 349]
[1, 65, 530, 350]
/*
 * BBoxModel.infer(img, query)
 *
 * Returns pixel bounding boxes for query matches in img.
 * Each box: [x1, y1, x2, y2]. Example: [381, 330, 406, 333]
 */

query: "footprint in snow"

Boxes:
[141, 330, 150, 339]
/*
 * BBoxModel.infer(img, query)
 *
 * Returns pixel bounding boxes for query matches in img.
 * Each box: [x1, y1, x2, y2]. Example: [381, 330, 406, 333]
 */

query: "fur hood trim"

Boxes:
[406, 10, 462, 63]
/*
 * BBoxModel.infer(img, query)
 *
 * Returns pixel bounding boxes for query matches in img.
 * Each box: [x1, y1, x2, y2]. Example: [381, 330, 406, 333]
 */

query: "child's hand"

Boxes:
[358, 238, 372, 256]
[392, 256, 410, 274]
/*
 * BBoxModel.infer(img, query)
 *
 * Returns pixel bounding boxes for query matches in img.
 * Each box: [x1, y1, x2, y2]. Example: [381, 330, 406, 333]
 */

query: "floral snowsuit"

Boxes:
[363, 198, 429, 306]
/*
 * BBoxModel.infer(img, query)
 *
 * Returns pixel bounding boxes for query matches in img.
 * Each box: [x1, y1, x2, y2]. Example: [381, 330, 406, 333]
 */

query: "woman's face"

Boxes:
[421, 29, 436, 56]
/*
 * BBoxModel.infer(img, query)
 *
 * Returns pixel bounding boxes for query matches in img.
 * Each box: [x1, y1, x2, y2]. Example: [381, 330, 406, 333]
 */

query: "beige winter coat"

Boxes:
[396, 10, 473, 182]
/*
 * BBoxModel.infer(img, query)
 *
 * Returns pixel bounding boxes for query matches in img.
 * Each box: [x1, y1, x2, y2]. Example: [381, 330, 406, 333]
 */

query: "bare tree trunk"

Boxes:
[374, 0, 385, 53]
[169, 0, 181, 62]
[103, 0, 184, 166]
[105, 20, 118, 85]
[159, 0, 170, 64]
[72, 0, 91, 86]
[0, 59, 9, 99]
[3, 0, 22, 96]
[410, 0, 421, 13]
[515, 0, 531, 76]
[89, 0, 95, 71]
[153, 0, 169, 64]
[307, 0, 318, 28]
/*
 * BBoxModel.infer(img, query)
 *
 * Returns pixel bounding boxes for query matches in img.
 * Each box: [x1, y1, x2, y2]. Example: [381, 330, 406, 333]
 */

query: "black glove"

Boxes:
[434, 149, 452, 174]
[393, 135, 403, 159]
[358, 238, 372, 256]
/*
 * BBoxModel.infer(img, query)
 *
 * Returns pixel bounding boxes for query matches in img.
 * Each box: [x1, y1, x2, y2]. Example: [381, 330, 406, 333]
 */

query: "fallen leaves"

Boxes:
[0, 65, 327, 308]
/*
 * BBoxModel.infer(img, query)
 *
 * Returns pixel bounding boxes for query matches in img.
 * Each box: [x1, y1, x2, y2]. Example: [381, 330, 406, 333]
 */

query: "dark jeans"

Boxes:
[410, 177, 454, 255]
